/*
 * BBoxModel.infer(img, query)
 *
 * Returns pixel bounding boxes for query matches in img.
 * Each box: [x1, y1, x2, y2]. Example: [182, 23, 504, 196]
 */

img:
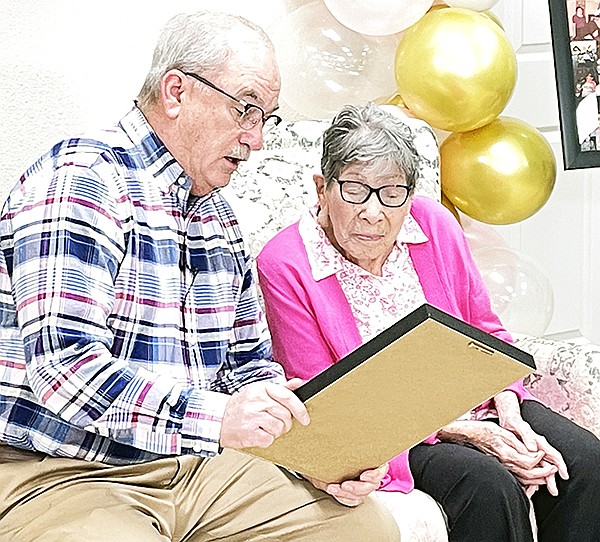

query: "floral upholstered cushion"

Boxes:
[515, 335, 600, 439]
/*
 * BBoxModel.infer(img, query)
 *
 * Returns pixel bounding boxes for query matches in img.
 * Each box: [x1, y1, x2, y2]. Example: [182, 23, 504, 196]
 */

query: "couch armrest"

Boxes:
[514, 335, 600, 439]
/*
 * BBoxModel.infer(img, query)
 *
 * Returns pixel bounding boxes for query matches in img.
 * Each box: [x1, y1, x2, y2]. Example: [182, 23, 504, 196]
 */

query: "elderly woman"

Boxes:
[256, 103, 600, 542]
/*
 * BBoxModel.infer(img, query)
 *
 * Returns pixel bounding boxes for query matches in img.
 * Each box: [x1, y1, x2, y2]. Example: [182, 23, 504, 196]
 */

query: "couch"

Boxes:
[222, 115, 600, 541]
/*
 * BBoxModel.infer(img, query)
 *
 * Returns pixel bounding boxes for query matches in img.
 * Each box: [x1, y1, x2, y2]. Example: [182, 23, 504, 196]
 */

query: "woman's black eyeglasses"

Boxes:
[336, 179, 411, 208]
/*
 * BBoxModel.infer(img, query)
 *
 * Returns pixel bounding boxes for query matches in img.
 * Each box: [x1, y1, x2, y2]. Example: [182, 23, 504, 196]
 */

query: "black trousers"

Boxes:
[409, 401, 600, 542]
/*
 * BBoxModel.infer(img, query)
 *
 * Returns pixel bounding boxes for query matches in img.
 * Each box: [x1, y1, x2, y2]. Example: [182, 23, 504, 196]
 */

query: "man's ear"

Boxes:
[160, 70, 186, 119]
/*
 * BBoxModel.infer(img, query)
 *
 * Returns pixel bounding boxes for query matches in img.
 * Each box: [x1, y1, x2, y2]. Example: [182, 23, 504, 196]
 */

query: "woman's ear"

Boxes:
[314, 174, 328, 208]
[313, 174, 325, 195]
[313, 173, 325, 202]
[314, 174, 330, 227]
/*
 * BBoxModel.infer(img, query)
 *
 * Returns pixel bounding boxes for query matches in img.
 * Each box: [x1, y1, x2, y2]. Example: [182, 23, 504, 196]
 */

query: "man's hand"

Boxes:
[219, 379, 309, 449]
[304, 464, 388, 507]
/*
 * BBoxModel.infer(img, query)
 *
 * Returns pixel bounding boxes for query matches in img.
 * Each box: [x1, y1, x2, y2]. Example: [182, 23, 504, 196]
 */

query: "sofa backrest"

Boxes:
[222, 112, 441, 257]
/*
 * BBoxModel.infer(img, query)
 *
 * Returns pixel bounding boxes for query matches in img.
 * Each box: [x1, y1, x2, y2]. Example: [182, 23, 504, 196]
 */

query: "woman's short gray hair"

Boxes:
[137, 11, 273, 110]
[321, 103, 420, 192]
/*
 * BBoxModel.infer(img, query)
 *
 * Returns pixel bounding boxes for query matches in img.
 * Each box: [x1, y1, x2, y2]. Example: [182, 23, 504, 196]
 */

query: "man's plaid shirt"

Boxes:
[0, 107, 284, 463]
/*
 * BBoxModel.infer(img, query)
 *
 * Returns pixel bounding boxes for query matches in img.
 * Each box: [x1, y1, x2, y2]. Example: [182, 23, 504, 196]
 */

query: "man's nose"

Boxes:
[239, 123, 264, 151]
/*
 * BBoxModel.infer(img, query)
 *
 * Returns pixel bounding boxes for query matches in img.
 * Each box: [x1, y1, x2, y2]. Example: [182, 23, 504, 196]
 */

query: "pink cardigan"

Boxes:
[257, 196, 535, 493]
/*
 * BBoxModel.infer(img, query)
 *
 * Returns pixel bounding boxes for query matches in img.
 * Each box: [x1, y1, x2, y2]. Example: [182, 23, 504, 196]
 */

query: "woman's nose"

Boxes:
[360, 193, 385, 221]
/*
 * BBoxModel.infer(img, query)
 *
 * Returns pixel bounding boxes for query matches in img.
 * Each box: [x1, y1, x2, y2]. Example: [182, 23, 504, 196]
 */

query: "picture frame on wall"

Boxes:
[548, 0, 600, 169]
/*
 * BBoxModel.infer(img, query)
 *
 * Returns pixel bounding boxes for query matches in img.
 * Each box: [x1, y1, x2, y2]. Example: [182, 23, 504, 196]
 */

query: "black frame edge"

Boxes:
[294, 303, 535, 403]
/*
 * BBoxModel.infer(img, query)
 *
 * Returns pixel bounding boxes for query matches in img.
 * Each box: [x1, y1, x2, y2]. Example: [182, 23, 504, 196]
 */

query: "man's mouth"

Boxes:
[225, 156, 243, 167]
[225, 149, 250, 167]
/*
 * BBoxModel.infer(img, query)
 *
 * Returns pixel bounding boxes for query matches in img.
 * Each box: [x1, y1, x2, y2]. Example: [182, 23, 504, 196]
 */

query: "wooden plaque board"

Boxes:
[242, 304, 535, 483]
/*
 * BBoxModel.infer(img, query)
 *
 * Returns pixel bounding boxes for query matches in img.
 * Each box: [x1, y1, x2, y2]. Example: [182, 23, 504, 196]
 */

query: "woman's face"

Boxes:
[315, 161, 412, 275]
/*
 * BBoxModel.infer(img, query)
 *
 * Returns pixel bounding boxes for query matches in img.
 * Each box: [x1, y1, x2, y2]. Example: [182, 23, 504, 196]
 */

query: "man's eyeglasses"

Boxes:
[183, 72, 282, 131]
[336, 179, 411, 208]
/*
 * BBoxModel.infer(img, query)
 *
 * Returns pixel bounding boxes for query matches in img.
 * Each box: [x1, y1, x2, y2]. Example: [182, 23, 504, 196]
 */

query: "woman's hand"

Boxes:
[304, 464, 388, 507]
[438, 392, 569, 496]
[438, 419, 560, 495]
[494, 391, 569, 495]
[438, 419, 546, 474]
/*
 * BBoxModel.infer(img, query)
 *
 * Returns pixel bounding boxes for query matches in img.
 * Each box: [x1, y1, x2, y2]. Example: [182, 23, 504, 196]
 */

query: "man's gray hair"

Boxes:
[321, 103, 420, 192]
[137, 11, 273, 110]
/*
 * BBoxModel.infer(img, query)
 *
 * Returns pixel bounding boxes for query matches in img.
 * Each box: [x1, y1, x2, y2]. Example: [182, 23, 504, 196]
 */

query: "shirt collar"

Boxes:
[299, 204, 429, 282]
[119, 105, 188, 196]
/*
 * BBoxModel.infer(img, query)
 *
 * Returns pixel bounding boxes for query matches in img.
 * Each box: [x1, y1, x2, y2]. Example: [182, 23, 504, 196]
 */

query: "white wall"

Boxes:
[0, 0, 301, 186]
[494, 0, 600, 342]
[1, 0, 598, 341]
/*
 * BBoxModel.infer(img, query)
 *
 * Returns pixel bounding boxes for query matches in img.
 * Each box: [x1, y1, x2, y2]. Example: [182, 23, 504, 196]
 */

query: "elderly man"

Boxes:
[0, 11, 399, 542]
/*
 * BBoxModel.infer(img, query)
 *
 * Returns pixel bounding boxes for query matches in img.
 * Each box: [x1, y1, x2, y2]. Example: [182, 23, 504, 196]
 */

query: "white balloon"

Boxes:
[461, 214, 508, 253]
[445, 0, 499, 11]
[472, 247, 555, 336]
[323, 0, 434, 36]
[267, 1, 399, 120]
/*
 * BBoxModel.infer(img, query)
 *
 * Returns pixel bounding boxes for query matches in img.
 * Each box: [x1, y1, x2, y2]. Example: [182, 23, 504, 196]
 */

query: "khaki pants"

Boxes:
[0, 445, 399, 541]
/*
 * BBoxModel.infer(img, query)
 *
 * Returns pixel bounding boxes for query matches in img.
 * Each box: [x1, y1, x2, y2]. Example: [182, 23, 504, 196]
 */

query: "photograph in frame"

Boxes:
[549, 0, 600, 168]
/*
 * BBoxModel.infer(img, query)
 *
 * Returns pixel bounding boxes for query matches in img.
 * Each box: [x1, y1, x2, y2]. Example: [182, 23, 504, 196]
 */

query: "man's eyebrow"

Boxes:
[240, 88, 278, 109]
[239, 88, 261, 102]
[245, 93, 280, 116]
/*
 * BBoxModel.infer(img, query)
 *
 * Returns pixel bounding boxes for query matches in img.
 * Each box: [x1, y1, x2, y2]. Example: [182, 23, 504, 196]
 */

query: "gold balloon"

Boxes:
[441, 191, 462, 224]
[386, 93, 407, 109]
[428, 4, 504, 29]
[440, 117, 556, 225]
[394, 8, 516, 132]
[374, 92, 407, 108]
[427, 3, 449, 12]
[374, 93, 420, 120]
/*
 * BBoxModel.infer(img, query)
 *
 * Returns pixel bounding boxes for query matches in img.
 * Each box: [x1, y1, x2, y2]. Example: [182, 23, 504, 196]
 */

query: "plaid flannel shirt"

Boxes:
[0, 106, 284, 464]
